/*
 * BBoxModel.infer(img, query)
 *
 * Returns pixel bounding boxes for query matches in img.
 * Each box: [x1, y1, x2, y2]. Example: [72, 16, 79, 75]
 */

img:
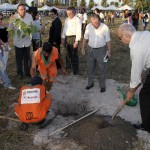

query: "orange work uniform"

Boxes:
[34, 47, 58, 82]
[15, 85, 52, 123]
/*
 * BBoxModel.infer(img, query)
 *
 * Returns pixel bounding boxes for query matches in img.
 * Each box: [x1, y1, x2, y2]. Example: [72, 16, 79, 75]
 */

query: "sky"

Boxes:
[26, 0, 116, 6]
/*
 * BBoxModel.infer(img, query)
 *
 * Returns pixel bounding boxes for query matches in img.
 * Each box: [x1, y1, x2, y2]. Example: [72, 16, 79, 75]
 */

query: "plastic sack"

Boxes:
[117, 86, 138, 107]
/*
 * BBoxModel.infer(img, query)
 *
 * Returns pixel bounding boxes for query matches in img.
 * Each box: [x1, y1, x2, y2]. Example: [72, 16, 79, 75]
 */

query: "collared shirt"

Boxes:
[82, 13, 87, 24]
[62, 15, 81, 42]
[9, 13, 33, 48]
[84, 23, 110, 48]
[129, 31, 150, 88]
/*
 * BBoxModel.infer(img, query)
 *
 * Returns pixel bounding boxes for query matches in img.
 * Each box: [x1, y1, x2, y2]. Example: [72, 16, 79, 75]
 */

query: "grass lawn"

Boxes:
[0, 15, 149, 149]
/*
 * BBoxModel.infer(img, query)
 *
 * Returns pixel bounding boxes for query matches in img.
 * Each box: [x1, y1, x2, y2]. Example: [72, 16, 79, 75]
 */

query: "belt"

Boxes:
[92, 47, 101, 49]
[66, 35, 76, 37]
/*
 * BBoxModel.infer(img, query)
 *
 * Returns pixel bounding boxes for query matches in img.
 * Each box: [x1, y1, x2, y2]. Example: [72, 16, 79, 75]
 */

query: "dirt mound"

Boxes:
[65, 115, 137, 150]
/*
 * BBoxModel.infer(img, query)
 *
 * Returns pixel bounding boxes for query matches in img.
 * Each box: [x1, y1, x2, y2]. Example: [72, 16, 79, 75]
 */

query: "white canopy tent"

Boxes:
[38, 5, 52, 11]
[91, 5, 106, 11]
[0, 3, 16, 10]
[50, 6, 60, 11]
[117, 5, 133, 11]
[105, 5, 118, 11]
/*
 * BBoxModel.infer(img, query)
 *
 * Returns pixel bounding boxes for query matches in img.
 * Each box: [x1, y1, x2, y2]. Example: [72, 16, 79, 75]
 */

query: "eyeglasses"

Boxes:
[49, 14, 54, 16]
[119, 34, 125, 40]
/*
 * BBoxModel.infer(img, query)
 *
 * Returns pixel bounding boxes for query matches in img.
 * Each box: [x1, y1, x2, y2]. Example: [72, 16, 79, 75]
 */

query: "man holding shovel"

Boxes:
[118, 23, 150, 133]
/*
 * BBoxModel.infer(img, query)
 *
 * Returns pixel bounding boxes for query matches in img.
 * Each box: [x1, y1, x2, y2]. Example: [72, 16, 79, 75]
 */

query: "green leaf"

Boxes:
[21, 34, 26, 38]
[17, 30, 21, 38]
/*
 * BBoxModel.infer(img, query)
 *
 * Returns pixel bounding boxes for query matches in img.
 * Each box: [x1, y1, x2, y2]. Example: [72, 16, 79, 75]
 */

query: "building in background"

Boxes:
[34, 0, 70, 7]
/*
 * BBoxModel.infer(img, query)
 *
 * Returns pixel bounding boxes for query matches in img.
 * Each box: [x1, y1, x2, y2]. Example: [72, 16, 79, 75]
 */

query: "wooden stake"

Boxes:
[0, 115, 20, 122]
[48, 109, 99, 138]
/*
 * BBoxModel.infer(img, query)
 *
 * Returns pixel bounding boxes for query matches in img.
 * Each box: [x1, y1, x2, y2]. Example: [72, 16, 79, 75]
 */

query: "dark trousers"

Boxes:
[54, 44, 61, 69]
[32, 39, 42, 51]
[15, 46, 31, 76]
[144, 22, 148, 30]
[82, 23, 87, 37]
[66, 36, 79, 72]
[139, 73, 150, 132]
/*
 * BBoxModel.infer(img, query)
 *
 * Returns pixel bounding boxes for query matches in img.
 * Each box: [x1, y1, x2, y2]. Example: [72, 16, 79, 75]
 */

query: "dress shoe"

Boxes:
[73, 70, 79, 75]
[100, 88, 106, 93]
[133, 124, 144, 130]
[85, 83, 94, 90]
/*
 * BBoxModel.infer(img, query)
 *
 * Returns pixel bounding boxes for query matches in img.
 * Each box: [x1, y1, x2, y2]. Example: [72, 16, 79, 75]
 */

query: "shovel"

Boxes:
[111, 98, 129, 120]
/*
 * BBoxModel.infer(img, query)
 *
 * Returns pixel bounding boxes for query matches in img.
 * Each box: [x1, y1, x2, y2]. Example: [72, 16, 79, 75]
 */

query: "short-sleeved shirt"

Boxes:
[84, 23, 111, 48]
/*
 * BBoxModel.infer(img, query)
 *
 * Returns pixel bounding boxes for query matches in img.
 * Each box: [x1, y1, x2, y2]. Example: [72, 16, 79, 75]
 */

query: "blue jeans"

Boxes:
[0, 52, 12, 87]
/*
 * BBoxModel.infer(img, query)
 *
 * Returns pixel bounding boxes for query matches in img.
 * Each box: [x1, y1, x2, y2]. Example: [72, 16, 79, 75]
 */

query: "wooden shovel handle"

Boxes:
[0, 115, 20, 122]
[111, 99, 128, 120]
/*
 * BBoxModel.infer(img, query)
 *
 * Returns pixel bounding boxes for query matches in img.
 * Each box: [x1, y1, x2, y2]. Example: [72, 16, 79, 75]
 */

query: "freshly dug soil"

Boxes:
[65, 115, 137, 150]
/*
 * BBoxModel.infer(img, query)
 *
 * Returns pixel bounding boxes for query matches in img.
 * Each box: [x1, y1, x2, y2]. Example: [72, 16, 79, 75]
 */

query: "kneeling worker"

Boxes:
[30, 42, 66, 92]
[14, 76, 52, 130]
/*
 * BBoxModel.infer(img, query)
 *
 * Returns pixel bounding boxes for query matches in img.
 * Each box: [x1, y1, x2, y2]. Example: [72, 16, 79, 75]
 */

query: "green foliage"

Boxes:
[7, 18, 38, 39]
[80, 0, 86, 7]
[70, 0, 77, 7]
[88, 0, 95, 9]
[8, 0, 18, 4]
[101, 0, 109, 7]
[54, 0, 61, 6]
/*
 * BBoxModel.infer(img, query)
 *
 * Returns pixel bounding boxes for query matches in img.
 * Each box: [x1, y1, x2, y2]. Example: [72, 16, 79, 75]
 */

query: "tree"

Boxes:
[70, 0, 77, 7]
[88, 0, 94, 9]
[80, 0, 86, 7]
[119, 0, 132, 6]
[31, 1, 34, 7]
[114, 2, 119, 7]
[101, 0, 108, 7]
[110, 1, 114, 6]
[54, 0, 61, 6]
[8, 0, 18, 4]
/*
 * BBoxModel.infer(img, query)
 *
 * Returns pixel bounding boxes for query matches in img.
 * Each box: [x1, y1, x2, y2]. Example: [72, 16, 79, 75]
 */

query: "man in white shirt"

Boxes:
[9, 3, 33, 79]
[62, 7, 82, 75]
[82, 14, 111, 93]
[118, 23, 150, 133]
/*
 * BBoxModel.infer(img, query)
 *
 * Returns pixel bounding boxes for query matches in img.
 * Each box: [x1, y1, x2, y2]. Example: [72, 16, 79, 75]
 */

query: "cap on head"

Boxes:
[31, 76, 43, 85]
[42, 42, 52, 54]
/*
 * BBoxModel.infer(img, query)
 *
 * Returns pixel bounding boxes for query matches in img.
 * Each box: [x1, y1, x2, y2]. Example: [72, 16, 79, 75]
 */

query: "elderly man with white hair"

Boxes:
[118, 23, 150, 133]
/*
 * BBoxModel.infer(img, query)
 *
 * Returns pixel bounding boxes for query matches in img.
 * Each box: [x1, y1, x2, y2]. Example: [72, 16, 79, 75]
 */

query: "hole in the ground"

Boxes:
[98, 120, 110, 129]
[56, 101, 87, 117]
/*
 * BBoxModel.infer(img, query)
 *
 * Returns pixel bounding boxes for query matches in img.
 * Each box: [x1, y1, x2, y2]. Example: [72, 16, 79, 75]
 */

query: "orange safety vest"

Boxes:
[34, 47, 58, 82]
[14, 85, 52, 123]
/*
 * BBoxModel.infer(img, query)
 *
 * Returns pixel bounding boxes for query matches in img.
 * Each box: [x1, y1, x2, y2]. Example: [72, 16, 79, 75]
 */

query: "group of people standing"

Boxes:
[122, 9, 149, 31]
[0, 4, 150, 133]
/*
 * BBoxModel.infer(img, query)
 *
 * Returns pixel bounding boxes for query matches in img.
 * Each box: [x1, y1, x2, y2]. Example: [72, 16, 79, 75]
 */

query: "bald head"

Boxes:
[118, 23, 136, 44]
